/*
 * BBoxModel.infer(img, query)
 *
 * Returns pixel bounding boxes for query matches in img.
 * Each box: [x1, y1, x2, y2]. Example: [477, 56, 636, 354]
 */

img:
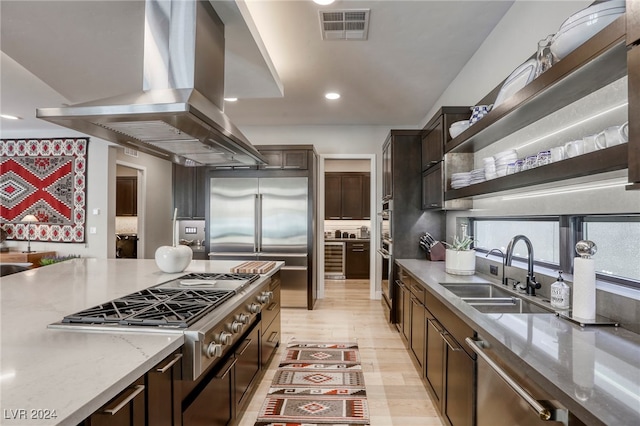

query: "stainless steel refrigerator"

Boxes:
[208, 177, 310, 308]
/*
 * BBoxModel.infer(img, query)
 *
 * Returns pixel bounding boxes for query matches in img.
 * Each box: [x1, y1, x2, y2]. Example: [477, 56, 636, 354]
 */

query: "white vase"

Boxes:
[154, 245, 192, 273]
[445, 249, 476, 275]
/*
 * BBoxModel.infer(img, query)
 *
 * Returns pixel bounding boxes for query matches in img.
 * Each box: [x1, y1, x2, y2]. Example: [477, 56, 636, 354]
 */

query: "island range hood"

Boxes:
[37, 0, 266, 167]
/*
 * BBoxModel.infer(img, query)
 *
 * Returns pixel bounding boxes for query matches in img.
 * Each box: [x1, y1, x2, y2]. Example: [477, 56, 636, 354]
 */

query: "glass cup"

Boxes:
[514, 159, 524, 173]
[537, 150, 551, 166]
[550, 146, 565, 162]
[506, 162, 516, 175]
[522, 155, 538, 171]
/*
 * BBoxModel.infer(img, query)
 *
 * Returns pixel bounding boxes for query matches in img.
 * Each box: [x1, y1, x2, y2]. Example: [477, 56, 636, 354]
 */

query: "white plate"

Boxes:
[494, 59, 537, 109]
[180, 279, 217, 287]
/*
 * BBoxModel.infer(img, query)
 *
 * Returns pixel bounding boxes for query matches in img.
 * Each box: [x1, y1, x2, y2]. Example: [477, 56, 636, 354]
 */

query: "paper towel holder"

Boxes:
[575, 240, 597, 258]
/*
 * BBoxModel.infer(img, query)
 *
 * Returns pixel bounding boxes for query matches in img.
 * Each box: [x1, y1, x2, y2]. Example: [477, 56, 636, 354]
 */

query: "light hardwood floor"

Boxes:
[238, 279, 443, 426]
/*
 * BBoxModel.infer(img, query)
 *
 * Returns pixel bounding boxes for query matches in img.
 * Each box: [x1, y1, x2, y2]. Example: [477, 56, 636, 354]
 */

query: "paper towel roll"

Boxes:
[573, 257, 596, 320]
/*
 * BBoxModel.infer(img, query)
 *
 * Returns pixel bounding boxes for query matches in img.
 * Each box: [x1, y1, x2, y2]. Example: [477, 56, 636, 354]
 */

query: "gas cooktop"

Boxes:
[56, 272, 260, 329]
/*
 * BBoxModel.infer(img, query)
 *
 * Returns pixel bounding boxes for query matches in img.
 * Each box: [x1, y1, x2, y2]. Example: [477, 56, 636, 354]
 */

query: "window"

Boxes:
[472, 217, 560, 267]
[579, 215, 640, 284]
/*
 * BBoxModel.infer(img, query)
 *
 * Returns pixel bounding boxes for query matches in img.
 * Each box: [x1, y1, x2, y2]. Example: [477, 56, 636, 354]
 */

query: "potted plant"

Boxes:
[444, 235, 476, 275]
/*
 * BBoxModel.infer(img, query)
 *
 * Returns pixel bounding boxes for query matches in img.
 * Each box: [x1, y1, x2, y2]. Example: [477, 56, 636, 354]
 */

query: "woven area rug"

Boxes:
[255, 340, 370, 426]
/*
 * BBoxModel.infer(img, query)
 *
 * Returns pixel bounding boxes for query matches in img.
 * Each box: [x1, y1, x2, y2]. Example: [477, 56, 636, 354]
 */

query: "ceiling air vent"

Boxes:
[319, 9, 370, 40]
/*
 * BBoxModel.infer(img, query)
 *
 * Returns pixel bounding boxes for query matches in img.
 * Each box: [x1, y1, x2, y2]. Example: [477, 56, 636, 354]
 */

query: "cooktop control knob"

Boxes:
[257, 291, 273, 304]
[236, 313, 250, 324]
[206, 342, 223, 359]
[217, 331, 232, 345]
[231, 321, 244, 333]
[248, 303, 262, 314]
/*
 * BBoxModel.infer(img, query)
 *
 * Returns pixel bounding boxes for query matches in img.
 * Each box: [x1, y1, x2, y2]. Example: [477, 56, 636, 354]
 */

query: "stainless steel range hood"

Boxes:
[36, 0, 265, 167]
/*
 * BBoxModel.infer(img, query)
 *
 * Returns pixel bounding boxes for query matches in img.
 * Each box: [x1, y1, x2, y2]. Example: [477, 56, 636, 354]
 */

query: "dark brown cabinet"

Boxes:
[235, 323, 261, 411]
[410, 295, 425, 369]
[420, 107, 471, 211]
[422, 164, 443, 210]
[382, 138, 392, 200]
[325, 172, 370, 220]
[172, 164, 207, 219]
[82, 377, 146, 426]
[259, 149, 308, 170]
[425, 292, 475, 426]
[182, 355, 234, 426]
[345, 241, 369, 279]
[261, 271, 281, 368]
[116, 177, 137, 216]
[146, 351, 182, 426]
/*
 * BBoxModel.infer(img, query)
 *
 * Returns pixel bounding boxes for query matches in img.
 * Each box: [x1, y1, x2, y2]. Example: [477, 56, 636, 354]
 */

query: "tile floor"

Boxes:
[238, 279, 443, 426]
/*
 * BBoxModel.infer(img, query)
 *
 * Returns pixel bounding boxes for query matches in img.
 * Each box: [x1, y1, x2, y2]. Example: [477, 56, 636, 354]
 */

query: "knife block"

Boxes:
[427, 242, 446, 261]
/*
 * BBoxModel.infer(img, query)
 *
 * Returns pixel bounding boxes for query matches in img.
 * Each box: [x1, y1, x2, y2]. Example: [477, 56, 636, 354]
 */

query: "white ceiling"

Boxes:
[0, 0, 514, 134]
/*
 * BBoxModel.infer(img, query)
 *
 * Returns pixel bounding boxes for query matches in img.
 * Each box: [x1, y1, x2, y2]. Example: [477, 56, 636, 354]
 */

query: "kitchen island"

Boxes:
[396, 259, 640, 426]
[0, 258, 281, 425]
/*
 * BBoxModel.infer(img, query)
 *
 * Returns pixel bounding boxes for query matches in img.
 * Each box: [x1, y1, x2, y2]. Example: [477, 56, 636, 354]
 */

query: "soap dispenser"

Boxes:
[550, 271, 570, 310]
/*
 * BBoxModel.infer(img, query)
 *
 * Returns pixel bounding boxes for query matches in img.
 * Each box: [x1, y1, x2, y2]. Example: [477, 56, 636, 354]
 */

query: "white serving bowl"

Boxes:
[449, 120, 470, 139]
[551, 5, 625, 60]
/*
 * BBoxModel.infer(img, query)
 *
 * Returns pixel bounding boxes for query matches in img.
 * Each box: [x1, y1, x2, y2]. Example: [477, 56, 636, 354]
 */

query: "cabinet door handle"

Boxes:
[427, 317, 444, 334]
[465, 338, 554, 421]
[328, 216, 341, 219]
[101, 385, 145, 415]
[441, 332, 462, 352]
[342, 216, 353, 219]
[156, 353, 183, 373]
[268, 331, 279, 343]
[267, 302, 277, 311]
[215, 357, 237, 379]
[237, 338, 253, 356]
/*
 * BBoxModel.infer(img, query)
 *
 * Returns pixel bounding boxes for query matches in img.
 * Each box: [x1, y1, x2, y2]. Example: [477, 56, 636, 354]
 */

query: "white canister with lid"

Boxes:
[550, 271, 571, 310]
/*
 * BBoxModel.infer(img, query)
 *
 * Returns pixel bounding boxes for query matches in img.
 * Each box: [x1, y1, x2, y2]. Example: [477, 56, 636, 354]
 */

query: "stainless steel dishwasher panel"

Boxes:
[259, 253, 308, 308]
[467, 337, 571, 426]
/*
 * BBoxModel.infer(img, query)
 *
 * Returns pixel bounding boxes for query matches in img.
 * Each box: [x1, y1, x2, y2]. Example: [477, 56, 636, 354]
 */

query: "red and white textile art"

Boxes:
[0, 138, 88, 243]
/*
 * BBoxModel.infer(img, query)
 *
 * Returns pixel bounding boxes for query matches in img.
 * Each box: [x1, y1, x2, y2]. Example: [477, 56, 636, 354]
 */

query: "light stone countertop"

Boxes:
[396, 259, 640, 426]
[0, 258, 279, 426]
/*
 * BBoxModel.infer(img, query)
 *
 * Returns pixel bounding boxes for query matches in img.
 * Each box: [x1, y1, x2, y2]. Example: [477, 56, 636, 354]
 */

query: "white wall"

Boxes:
[1, 129, 172, 259]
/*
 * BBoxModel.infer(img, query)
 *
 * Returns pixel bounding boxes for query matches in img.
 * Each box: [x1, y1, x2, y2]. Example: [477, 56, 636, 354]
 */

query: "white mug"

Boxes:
[550, 146, 565, 162]
[582, 134, 598, 153]
[598, 124, 628, 148]
[564, 140, 584, 158]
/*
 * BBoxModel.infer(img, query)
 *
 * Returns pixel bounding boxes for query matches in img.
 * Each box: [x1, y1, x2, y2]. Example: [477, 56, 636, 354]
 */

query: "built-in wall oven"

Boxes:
[378, 201, 393, 322]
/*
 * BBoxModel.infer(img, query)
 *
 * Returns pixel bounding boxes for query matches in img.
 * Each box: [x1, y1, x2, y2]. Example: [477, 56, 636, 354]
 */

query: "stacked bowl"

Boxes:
[494, 149, 518, 177]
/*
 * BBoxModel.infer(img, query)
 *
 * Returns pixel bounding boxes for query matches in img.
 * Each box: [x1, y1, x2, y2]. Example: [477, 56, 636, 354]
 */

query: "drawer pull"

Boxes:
[215, 357, 237, 379]
[102, 385, 145, 415]
[156, 353, 183, 373]
[267, 302, 277, 311]
[427, 318, 444, 334]
[268, 331, 279, 343]
[237, 339, 252, 356]
[441, 332, 462, 352]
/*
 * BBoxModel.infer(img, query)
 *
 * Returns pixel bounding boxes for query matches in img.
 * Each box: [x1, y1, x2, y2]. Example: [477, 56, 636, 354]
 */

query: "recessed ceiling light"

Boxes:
[224, 97, 238, 102]
[325, 92, 340, 100]
[1, 114, 21, 120]
[314, 0, 335, 5]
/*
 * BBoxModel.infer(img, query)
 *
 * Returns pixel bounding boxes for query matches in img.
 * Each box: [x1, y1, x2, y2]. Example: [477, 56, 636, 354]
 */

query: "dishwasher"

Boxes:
[324, 241, 345, 279]
[466, 337, 584, 426]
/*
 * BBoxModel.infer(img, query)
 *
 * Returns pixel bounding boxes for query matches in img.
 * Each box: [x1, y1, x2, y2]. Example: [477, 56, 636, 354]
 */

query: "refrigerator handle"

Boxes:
[256, 193, 263, 252]
[254, 194, 260, 253]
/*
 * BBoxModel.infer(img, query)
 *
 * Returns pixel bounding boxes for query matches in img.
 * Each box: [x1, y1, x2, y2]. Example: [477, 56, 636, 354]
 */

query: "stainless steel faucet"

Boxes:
[505, 235, 541, 296]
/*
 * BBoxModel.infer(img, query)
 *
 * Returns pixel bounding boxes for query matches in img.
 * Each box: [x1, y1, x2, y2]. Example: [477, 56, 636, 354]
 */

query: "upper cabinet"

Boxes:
[258, 148, 308, 170]
[627, 1, 640, 190]
[443, 15, 633, 201]
[116, 177, 137, 216]
[173, 164, 207, 219]
[420, 107, 472, 210]
[325, 172, 370, 220]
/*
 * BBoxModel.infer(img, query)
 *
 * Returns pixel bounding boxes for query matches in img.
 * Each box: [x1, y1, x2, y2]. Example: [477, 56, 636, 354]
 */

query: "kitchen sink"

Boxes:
[441, 283, 513, 299]
[464, 297, 551, 314]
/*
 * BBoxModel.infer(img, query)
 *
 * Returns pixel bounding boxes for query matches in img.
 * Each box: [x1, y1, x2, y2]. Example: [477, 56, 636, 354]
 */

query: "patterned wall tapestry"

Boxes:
[0, 138, 88, 243]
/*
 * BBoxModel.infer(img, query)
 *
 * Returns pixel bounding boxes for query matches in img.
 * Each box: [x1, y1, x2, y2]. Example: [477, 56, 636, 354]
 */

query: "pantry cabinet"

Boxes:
[116, 177, 137, 216]
[325, 172, 370, 220]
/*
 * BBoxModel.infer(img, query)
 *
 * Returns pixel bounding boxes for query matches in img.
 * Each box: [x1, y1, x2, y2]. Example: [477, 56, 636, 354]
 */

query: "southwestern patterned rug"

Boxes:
[0, 138, 88, 243]
[255, 340, 370, 426]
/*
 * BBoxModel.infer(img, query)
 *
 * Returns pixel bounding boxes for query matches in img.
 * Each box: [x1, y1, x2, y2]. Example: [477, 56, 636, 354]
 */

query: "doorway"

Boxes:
[318, 155, 376, 300]
[115, 162, 145, 258]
